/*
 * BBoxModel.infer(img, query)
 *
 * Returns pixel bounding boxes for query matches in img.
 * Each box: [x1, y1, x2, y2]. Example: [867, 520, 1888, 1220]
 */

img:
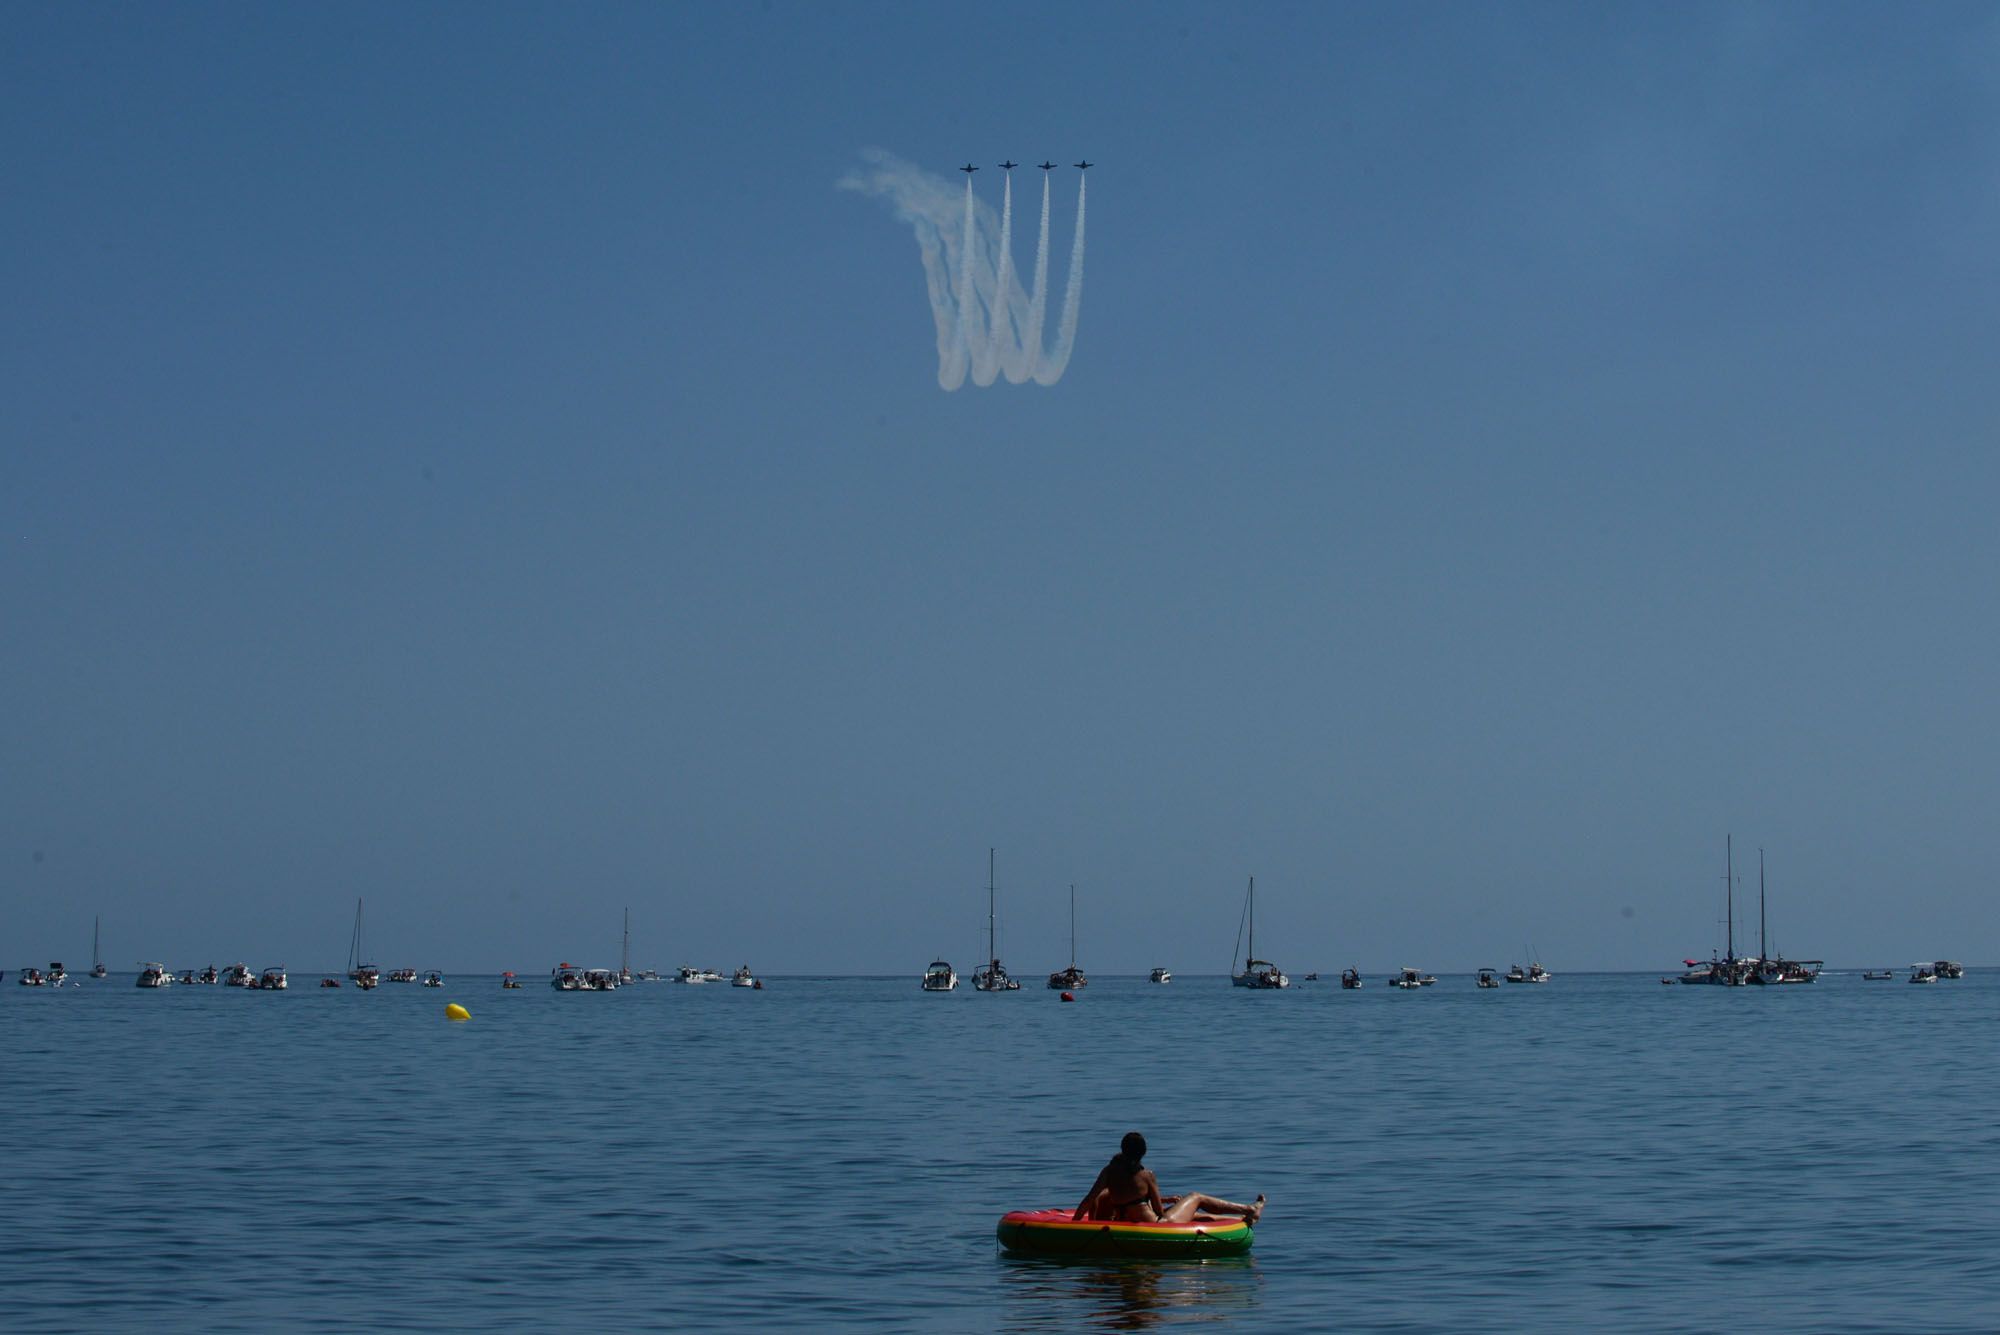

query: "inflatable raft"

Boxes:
[995, 1208, 1253, 1259]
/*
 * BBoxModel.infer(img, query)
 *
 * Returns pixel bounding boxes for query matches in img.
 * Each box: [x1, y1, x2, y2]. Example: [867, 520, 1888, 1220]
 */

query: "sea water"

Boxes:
[3, 971, 1996, 1330]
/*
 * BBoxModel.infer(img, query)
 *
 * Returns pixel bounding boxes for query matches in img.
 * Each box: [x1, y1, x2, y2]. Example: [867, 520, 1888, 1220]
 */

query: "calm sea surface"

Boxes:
[4, 969, 1997, 1330]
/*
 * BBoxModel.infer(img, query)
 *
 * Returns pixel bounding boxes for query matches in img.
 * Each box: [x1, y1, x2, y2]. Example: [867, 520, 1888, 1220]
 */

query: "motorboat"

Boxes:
[1230, 878, 1288, 989]
[1748, 957, 1821, 985]
[179, 970, 198, 986]
[16, 966, 46, 987]
[46, 962, 68, 987]
[1148, 967, 1172, 985]
[1861, 969, 1895, 981]
[1935, 960, 1964, 979]
[257, 966, 287, 990]
[1417, 973, 1438, 986]
[582, 968, 619, 990]
[222, 963, 254, 987]
[421, 971, 443, 988]
[1526, 963, 1551, 983]
[388, 968, 418, 984]
[1390, 967, 1425, 990]
[500, 971, 522, 989]
[922, 960, 958, 991]
[633, 969, 662, 982]
[136, 963, 172, 988]
[1476, 968, 1501, 988]
[675, 965, 709, 984]
[551, 965, 586, 991]
[1505, 964, 1528, 983]
[353, 968, 378, 990]
[197, 964, 219, 985]
[731, 965, 757, 988]
[320, 977, 341, 988]
[1339, 968, 1361, 989]
[1910, 963, 1939, 984]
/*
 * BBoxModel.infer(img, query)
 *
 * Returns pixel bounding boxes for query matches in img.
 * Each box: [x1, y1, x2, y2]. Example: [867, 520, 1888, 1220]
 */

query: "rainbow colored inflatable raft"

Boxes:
[995, 1208, 1254, 1259]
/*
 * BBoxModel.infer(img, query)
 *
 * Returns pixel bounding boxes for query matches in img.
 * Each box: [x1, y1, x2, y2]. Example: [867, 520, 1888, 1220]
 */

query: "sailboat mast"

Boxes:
[93, 915, 100, 969]
[1725, 837, 1735, 968]
[1248, 876, 1255, 966]
[622, 907, 630, 975]
[988, 848, 997, 970]
[1069, 884, 1076, 969]
[1759, 849, 1766, 963]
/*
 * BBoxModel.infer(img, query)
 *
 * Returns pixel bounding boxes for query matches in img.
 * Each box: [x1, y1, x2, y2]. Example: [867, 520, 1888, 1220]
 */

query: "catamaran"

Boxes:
[1046, 884, 1087, 990]
[971, 849, 1021, 991]
[1230, 877, 1288, 989]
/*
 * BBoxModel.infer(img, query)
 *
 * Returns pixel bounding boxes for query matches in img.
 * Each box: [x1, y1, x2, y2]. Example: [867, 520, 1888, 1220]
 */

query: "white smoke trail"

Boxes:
[839, 149, 1086, 391]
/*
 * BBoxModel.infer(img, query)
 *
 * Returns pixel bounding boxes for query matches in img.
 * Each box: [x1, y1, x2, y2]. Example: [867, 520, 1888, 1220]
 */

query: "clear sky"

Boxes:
[5, 2, 1997, 976]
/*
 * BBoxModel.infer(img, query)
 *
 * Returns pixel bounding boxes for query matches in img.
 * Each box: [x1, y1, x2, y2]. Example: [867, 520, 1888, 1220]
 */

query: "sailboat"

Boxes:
[346, 898, 379, 989]
[1231, 877, 1288, 989]
[1679, 836, 1749, 985]
[971, 849, 1021, 991]
[90, 917, 107, 978]
[1046, 884, 1087, 989]
[620, 908, 633, 985]
[1746, 850, 1821, 985]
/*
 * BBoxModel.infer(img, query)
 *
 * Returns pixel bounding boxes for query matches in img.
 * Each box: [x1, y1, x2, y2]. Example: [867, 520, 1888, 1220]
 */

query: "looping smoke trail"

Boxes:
[839, 149, 1086, 391]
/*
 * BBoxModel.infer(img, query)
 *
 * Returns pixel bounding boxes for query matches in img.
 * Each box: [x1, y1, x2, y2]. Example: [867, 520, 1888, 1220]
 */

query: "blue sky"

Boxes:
[5, 2, 1997, 975]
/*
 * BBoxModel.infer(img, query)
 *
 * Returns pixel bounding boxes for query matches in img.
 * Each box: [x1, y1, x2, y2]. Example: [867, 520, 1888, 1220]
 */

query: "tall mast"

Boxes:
[622, 908, 630, 975]
[1069, 884, 1077, 969]
[93, 915, 100, 969]
[988, 848, 997, 970]
[1248, 876, 1255, 965]
[1759, 849, 1767, 963]
[1725, 837, 1734, 970]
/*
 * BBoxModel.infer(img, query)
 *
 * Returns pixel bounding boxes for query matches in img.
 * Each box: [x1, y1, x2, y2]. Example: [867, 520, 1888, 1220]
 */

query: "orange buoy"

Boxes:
[1060, 991, 1075, 1002]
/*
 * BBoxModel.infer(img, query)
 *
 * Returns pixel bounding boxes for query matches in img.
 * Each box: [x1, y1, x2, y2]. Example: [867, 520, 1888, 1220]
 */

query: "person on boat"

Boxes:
[1073, 1132, 1264, 1225]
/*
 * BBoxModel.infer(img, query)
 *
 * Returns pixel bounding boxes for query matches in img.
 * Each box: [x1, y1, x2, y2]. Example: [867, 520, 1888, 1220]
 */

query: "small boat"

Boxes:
[1148, 967, 1172, 985]
[731, 965, 757, 988]
[1526, 962, 1551, 983]
[1506, 963, 1527, 983]
[91, 917, 108, 979]
[257, 966, 287, 991]
[387, 968, 418, 984]
[1418, 973, 1438, 986]
[1935, 960, 1964, 979]
[179, 970, 198, 986]
[46, 962, 68, 987]
[222, 963, 254, 987]
[353, 968, 378, 990]
[198, 964, 219, 985]
[995, 1208, 1253, 1259]
[633, 969, 661, 982]
[1476, 968, 1500, 988]
[1302, 972, 1319, 982]
[922, 959, 958, 991]
[1910, 963, 1939, 984]
[1340, 968, 1361, 989]
[135, 962, 172, 988]
[551, 965, 585, 991]
[1390, 967, 1424, 990]
[675, 965, 709, 985]
[320, 977, 341, 988]
[1230, 878, 1288, 989]
[501, 971, 522, 989]
[1861, 969, 1895, 981]
[972, 850, 1023, 992]
[345, 899, 378, 988]
[16, 966, 47, 987]
[1046, 885, 1088, 990]
[582, 968, 619, 990]
[421, 970, 443, 987]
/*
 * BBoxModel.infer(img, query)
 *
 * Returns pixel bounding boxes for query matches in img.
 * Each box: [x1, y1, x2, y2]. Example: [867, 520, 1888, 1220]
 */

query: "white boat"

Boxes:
[1526, 962, 1551, 983]
[421, 970, 443, 988]
[346, 899, 379, 988]
[731, 965, 757, 988]
[1505, 964, 1528, 983]
[1910, 963, 1939, 984]
[222, 963, 254, 987]
[387, 968, 418, 984]
[675, 965, 709, 984]
[1391, 967, 1424, 989]
[197, 964, 219, 985]
[1340, 968, 1362, 989]
[1230, 878, 1288, 989]
[1476, 968, 1501, 988]
[971, 849, 1022, 991]
[135, 962, 172, 988]
[257, 966, 287, 990]
[17, 966, 47, 987]
[45, 962, 68, 987]
[1046, 884, 1088, 990]
[633, 969, 662, 983]
[582, 968, 619, 990]
[1148, 967, 1172, 984]
[921, 959, 958, 991]
[551, 965, 585, 990]
[1935, 960, 1964, 979]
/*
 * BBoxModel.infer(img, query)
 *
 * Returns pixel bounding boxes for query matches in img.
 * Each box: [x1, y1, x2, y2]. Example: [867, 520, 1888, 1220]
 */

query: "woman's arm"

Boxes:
[1072, 1166, 1110, 1221]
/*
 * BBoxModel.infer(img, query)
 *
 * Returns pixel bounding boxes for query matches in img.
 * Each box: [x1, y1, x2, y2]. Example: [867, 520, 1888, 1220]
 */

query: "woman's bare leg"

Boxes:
[1160, 1192, 1264, 1224]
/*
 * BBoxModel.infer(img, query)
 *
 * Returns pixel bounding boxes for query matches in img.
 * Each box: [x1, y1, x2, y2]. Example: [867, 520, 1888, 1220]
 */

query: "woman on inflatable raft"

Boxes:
[997, 1132, 1264, 1258]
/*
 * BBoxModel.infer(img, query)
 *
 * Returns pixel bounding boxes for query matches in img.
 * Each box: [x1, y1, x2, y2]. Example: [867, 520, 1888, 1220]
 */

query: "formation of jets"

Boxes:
[964, 159, 1094, 172]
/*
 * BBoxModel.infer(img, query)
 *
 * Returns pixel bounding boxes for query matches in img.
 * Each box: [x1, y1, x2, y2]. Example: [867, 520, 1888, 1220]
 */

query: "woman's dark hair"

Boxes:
[1120, 1131, 1147, 1161]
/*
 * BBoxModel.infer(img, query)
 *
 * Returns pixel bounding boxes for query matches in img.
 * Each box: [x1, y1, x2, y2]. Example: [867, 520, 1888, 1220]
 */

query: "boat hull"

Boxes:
[996, 1208, 1252, 1260]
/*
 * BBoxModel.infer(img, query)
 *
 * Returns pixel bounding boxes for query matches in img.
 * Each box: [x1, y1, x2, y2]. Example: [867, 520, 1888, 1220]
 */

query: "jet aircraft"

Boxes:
[960, 163, 978, 174]
[1074, 160, 1093, 170]
[999, 160, 1017, 170]
[1038, 161, 1057, 171]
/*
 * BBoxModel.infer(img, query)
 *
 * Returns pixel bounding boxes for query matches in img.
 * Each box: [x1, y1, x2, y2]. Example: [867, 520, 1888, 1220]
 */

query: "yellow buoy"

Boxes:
[445, 1003, 470, 1021]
